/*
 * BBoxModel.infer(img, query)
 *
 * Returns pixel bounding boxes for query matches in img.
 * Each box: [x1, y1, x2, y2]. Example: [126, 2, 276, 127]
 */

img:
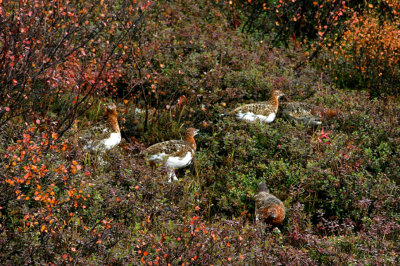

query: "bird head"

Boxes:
[258, 181, 269, 193]
[272, 89, 285, 99]
[104, 102, 117, 112]
[187, 127, 199, 137]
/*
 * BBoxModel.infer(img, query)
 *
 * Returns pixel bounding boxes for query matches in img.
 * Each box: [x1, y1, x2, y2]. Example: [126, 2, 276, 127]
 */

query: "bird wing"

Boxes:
[232, 102, 275, 116]
[79, 121, 113, 150]
[254, 192, 269, 218]
[145, 140, 193, 157]
[255, 192, 283, 218]
[282, 102, 322, 125]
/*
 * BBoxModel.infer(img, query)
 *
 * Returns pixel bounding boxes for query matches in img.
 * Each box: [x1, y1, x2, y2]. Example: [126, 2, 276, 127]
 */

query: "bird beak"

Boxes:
[194, 129, 199, 136]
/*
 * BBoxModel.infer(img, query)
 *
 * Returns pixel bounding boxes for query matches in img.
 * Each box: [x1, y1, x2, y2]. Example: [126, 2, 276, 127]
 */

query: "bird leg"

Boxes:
[167, 168, 178, 182]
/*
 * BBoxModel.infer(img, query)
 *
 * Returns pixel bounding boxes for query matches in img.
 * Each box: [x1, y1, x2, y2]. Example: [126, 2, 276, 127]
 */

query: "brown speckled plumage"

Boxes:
[144, 128, 197, 158]
[105, 102, 120, 133]
[232, 102, 277, 117]
[230, 89, 285, 123]
[144, 139, 195, 159]
[80, 102, 121, 151]
[143, 128, 199, 181]
[255, 181, 285, 227]
[281, 102, 322, 126]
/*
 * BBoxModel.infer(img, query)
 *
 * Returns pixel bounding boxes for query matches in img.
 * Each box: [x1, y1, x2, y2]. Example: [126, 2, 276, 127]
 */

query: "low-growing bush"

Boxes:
[1, 0, 400, 264]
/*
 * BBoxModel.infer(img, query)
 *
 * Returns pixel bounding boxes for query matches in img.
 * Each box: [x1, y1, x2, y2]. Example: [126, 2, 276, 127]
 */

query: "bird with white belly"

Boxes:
[143, 128, 199, 182]
[229, 89, 285, 123]
[82, 102, 122, 152]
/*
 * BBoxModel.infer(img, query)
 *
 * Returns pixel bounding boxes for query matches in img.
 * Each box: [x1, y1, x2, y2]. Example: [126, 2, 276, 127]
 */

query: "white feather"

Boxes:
[147, 152, 193, 182]
[165, 152, 193, 169]
[101, 132, 121, 150]
[236, 112, 276, 123]
[310, 119, 322, 126]
[148, 152, 193, 169]
[148, 152, 168, 162]
[167, 170, 178, 182]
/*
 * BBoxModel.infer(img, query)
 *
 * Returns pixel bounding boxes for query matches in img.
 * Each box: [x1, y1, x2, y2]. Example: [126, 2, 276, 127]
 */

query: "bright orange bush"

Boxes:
[3, 126, 88, 234]
[322, 3, 400, 94]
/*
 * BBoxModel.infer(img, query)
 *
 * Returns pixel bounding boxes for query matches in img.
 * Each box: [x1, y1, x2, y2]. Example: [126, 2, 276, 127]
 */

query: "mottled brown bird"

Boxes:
[143, 128, 199, 182]
[230, 89, 285, 123]
[82, 102, 121, 151]
[281, 101, 322, 126]
[255, 181, 286, 228]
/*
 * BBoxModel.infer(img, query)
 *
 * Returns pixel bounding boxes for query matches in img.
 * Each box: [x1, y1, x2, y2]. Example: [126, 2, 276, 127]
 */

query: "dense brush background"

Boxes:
[1, 0, 399, 264]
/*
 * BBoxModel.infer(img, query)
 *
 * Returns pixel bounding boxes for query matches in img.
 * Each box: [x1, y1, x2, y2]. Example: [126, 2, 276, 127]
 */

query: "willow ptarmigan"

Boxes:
[230, 89, 285, 123]
[83, 102, 122, 151]
[143, 128, 199, 182]
[281, 101, 322, 126]
[255, 181, 286, 228]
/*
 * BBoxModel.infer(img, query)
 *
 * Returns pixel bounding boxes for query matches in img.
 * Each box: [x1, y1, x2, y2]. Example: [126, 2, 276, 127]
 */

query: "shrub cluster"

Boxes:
[224, 0, 400, 95]
[1, 0, 400, 264]
[0, 0, 149, 135]
[321, 3, 400, 95]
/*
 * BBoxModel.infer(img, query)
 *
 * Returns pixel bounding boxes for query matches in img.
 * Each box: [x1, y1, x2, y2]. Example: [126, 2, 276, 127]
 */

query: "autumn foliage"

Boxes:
[227, 0, 400, 94]
[1, 0, 400, 264]
[226, 0, 349, 46]
[324, 2, 400, 95]
[0, 0, 148, 134]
